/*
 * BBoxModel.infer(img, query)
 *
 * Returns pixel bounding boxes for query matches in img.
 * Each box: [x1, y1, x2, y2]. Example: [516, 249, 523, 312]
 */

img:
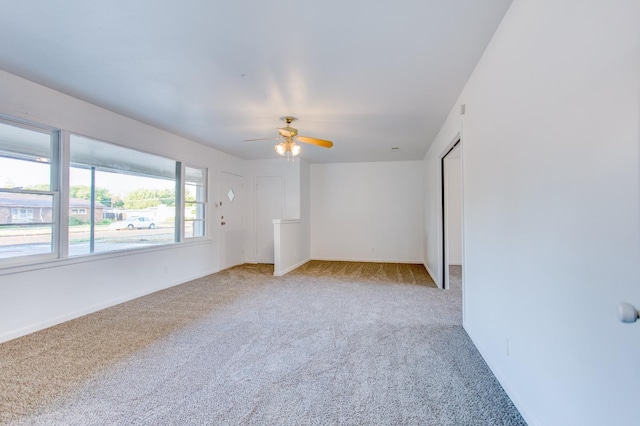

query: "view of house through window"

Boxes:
[0, 119, 57, 260]
[1, 115, 208, 266]
[69, 135, 178, 256]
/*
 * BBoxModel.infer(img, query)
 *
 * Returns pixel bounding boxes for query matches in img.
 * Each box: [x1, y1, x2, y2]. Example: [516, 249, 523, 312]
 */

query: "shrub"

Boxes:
[68, 217, 87, 226]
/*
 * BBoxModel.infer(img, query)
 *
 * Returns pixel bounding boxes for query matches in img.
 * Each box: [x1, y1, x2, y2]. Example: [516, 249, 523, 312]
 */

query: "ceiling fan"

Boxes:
[243, 116, 333, 161]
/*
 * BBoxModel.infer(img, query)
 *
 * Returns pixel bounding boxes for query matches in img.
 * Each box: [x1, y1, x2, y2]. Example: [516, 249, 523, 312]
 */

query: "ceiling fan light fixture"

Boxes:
[274, 143, 286, 156]
[247, 116, 332, 161]
[274, 140, 301, 161]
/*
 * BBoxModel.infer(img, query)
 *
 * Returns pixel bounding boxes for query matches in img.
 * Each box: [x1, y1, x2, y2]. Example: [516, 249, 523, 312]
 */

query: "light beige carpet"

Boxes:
[0, 261, 525, 425]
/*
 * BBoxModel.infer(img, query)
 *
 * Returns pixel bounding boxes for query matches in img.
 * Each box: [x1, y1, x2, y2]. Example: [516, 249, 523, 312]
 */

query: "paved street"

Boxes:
[0, 226, 175, 259]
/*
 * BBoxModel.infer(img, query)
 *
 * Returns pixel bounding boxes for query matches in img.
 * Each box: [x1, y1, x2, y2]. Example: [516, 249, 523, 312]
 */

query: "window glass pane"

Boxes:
[0, 121, 51, 190]
[184, 166, 206, 239]
[184, 203, 205, 238]
[0, 119, 56, 262]
[185, 167, 205, 187]
[70, 135, 175, 179]
[69, 135, 177, 256]
[184, 220, 195, 239]
[0, 193, 54, 259]
[185, 167, 205, 203]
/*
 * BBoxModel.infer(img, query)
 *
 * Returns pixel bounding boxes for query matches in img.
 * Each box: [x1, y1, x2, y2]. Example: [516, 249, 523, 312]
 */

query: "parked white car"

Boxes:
[110, 216, 157, 230]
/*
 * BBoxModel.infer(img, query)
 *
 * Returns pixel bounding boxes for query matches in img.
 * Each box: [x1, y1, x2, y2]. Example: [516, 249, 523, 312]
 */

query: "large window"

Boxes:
[69, 135, 178, 256]
[0, 119, 59, 261]
[0, 114, 208, 268]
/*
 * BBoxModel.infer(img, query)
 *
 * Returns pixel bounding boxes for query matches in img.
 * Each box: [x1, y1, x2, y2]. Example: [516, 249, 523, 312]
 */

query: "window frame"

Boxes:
[182, 164, 208, 241]
[0, 114, 211, 273]
[0, 116, 61, 267]
[68, 132, 179, 257]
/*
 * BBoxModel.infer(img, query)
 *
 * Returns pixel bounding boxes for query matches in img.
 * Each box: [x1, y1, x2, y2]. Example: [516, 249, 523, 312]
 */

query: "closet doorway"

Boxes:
[441, 140, 462, 289]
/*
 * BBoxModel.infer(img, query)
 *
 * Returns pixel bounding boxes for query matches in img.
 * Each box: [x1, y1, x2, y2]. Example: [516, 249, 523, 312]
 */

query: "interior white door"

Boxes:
[219, 171, 244, 270]
[256, 176, 283, 264]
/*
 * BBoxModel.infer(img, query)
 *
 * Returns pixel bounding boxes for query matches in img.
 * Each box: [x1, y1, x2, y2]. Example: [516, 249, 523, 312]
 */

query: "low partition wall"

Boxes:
[273, 219, 309, 276]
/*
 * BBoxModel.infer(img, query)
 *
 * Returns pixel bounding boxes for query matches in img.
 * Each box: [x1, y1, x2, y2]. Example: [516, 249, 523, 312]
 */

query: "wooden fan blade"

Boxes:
[297, 136, 333, 148]
[243, 137, 281, 142]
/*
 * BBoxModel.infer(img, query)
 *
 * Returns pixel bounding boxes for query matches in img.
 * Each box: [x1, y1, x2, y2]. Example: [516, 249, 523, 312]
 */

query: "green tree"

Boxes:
[69, 185, 114, 206]
[124, 188, 175, 210]
[111, 195, 125, 208]
[158, 189, 176, 207]
[23, 183, 51, 191]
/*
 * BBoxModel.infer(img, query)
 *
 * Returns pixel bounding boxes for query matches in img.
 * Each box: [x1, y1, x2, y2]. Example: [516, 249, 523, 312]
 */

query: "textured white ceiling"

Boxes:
[0, 0, 512, 163]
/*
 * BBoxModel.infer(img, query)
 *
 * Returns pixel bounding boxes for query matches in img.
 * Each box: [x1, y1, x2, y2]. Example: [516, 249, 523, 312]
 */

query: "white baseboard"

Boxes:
[311, 257, 424, 264]
[0, 268, 219, 344]
[274, 257, 311, 277]
[464, 323, 539, 426]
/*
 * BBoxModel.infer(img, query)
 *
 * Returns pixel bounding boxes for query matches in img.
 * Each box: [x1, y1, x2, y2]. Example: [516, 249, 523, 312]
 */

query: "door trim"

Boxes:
[440, 137, 461, 290]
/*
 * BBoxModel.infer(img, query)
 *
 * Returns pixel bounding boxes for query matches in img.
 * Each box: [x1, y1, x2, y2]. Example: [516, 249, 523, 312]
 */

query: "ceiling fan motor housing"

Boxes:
[278, 126, 298, 137]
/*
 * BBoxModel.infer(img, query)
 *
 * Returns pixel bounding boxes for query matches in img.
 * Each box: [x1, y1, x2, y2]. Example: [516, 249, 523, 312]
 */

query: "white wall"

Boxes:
[243, 159, 301, 263]
[0, 70, 244, 342]
[299, 159, 311, 262]
[311, 161, 424, 262]
[445, 148, 462, 265]
[423, 1, 640, 424]
[273, 219, 308, 276]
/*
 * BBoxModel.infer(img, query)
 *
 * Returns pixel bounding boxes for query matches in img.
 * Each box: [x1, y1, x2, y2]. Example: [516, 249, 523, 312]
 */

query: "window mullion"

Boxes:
[176, 162, 184, 242]
[58, 130, 70, 259]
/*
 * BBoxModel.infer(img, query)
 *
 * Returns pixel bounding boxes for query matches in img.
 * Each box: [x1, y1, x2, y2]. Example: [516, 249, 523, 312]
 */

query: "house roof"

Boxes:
[0, 193, 106, 209]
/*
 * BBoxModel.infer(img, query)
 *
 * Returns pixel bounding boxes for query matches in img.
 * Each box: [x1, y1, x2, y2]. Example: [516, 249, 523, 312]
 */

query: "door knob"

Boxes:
[618, 302, 639, 323]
